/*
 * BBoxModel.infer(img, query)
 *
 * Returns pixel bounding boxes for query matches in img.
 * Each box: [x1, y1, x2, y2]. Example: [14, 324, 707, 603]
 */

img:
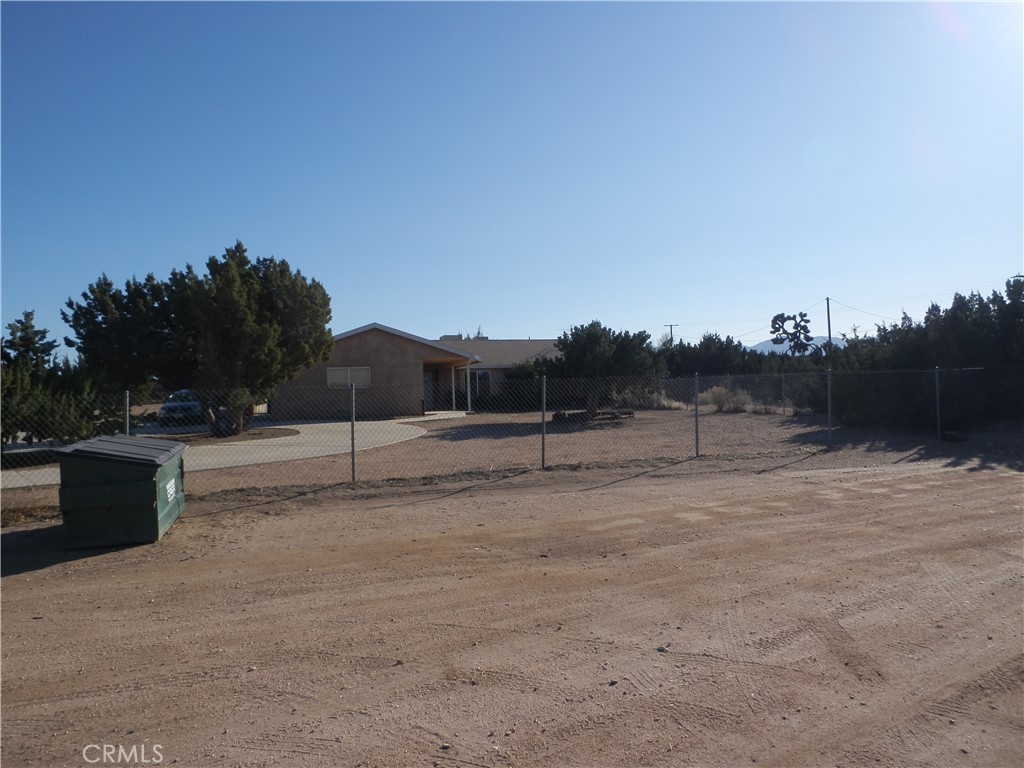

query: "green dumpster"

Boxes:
[58, 435, 186, 548]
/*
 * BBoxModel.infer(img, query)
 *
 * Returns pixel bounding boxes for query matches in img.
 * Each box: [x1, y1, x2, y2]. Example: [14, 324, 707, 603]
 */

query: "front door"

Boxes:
[423, 373, 435, 411]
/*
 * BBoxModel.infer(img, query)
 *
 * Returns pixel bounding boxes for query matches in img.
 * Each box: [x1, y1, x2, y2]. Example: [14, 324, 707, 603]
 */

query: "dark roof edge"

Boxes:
[332, 322, 480, 363]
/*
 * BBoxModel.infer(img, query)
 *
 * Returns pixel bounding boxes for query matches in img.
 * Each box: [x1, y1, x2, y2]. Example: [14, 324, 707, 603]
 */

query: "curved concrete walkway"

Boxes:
[1, 414, 463, 489]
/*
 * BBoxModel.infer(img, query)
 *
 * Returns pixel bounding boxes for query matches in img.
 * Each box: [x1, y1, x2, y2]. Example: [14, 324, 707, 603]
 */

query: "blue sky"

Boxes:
[2, 1, 1021, 352]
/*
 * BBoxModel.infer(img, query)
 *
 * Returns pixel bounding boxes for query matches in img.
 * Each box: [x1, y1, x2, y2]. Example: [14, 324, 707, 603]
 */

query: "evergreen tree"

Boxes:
[543, 321, 661, 416]
[1, 311, 95, 444]
[2, 310, 59, 379]
[61, 273, 170, 393]
[62, 241, 333, 435]
[660, 333, 753, 376]
[547, 321, 659, 379]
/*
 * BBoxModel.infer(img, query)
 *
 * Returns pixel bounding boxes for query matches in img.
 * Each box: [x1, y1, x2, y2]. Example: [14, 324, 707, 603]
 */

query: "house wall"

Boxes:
[486, 368, 511, 390]
[460, 368, 523, 408]
[271, 329, 444, 420]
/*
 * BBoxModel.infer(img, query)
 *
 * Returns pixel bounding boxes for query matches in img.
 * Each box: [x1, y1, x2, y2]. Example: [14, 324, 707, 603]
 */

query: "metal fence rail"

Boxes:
[2, 368, 1021, 507]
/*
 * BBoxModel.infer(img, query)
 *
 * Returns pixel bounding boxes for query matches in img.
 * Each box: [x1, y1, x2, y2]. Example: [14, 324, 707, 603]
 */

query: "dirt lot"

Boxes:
[2, 418, 1022, 767]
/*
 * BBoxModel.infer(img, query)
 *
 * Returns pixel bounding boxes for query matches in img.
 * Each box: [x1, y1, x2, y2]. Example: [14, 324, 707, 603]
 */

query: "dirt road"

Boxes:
[2, 451, 1021, 767]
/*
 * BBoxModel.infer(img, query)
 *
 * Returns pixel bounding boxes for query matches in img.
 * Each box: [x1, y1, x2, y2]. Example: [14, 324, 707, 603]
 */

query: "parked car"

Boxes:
[158, 390, 205, 426]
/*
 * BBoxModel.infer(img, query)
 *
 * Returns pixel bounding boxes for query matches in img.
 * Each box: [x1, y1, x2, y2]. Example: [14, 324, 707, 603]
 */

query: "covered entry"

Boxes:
[423, 356, 478, 412]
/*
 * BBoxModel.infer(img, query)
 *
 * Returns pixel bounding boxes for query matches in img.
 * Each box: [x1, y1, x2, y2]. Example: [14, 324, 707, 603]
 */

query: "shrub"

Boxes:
[700, 386, 752, 413]
[609, 386, 685, 411]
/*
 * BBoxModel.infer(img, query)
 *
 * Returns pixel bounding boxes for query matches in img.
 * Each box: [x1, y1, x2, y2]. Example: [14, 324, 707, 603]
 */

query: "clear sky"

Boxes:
[2, 1, 1021, 352]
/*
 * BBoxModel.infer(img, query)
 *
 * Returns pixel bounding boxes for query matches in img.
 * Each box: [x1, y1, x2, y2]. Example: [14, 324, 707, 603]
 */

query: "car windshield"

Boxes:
[167, 391, 197, 403]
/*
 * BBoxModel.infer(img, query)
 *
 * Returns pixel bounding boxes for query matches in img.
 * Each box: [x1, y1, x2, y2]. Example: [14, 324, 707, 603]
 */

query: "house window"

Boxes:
[471, 370, 491, 398]
[327, 367, 371, 389]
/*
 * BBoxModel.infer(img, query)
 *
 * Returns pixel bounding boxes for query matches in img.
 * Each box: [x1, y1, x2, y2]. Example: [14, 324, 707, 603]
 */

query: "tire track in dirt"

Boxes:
[922, 654, 1024, 723]
[9, 664, 242, 708]
[836, 655, 1024, 768]
[809, 616, 886, 684]
[762, 650, 1024, 767]
[706, 598, 798, 712]
[231, 730, 360, 766]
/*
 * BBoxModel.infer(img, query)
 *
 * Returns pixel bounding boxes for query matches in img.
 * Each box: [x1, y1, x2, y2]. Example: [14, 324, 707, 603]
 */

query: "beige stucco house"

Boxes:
[270, 323, 557, 420]
[434, 334, 559, 402]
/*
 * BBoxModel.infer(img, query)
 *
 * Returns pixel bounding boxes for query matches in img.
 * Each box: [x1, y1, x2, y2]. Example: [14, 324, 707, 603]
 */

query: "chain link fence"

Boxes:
[3, 368, 1021, 510]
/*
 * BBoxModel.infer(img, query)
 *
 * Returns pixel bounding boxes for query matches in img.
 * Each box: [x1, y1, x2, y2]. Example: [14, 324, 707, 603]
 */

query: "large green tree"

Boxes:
[61, 273, 173, 393]
[659, 332, 754, 376]
[783, 278, 1024, 427]
[839, 278, 1024, 371]
[1, 311, 95, 444]
[543, 321, 661, 416]
[548, 321, 659, 379]
[63, 241, 333, 435]
[2, 310, 59, 379]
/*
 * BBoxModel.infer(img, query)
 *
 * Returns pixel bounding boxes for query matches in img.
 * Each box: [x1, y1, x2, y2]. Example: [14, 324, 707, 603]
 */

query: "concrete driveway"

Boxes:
[165, 419, 426, 472]
[0, 414, 462, 489]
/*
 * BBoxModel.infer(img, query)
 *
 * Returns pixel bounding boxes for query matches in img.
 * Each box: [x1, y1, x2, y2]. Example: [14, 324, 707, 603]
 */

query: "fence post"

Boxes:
[694, 372, 700, 458]
[934, 367, 942, 439]
[124, 390, 130, 436]
[781, 373, 786, 416]
[350, 383, 356, 483]
[541, 375, 547, 469]
[826, 368, 833, 450]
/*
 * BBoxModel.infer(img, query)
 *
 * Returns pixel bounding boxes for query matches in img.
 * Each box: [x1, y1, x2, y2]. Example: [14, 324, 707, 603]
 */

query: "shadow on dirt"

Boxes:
[368, 469, 536, 509]
[785, 420, 1023, 472]
[575, 458, 698, 491]
[185, 481, 355, 517]
[1, 524, 136, 578]
[425, 418, 628, 442]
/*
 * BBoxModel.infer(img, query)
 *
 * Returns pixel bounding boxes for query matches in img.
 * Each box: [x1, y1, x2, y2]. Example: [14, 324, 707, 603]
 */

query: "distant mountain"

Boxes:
[746, 336, 847, 356]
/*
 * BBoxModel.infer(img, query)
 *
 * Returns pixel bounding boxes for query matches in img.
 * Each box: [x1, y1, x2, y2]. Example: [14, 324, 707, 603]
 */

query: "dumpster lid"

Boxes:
[57, 435, 186, 466]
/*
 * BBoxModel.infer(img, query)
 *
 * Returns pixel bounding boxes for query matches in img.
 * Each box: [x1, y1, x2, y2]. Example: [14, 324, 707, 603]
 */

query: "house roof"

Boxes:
[330, 323, 560, 369]
[437, 337, 559, 369]
[333, 323, 480, 364]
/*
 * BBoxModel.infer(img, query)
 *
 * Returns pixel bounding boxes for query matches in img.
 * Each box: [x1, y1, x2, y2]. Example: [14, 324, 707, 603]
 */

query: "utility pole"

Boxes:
[665, 324, 678, 345]
[825, 297, 832, 356]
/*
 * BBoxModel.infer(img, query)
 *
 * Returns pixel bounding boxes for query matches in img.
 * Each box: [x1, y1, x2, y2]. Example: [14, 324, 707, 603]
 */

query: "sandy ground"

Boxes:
[5, 409, 1022, 508]
[1, 416, 1022, 767]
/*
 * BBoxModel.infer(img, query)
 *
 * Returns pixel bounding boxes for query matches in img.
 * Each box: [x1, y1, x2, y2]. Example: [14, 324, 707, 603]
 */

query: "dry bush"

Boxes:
[609, 388, 686, 411]
[700, 386, 752, 413]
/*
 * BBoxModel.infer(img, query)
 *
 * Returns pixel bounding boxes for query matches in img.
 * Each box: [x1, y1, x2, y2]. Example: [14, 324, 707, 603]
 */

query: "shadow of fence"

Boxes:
[784, 422, 1023, 472]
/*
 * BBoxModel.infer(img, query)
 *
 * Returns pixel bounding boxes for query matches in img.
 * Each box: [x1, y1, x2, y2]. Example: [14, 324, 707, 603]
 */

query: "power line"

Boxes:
[849, 277, 1012, 311]
[827, 298, 900, 322]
